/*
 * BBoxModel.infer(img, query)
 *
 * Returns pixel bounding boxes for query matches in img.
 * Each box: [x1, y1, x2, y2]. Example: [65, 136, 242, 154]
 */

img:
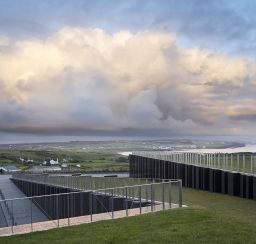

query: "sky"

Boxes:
[0, 0, 256, 143]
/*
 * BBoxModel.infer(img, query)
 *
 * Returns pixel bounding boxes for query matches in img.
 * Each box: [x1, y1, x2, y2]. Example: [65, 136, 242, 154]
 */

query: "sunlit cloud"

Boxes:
[0, 27, 256, 136]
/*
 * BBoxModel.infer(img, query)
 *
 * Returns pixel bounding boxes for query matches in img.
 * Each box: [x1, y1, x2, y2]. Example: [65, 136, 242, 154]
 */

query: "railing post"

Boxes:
[125, 187, 128, 217]
[122, 186, 125, 199]
[218, 154, 220, 168]
[151, 183, 154, 212]
[111, 189, 114, 219]
[243, 154, 245, 172]
[31, 199, 33, 232]
[145, 183, 148, 210]
[168, 181, 171, 208]
[178, 180, 182, 208]
[89, 191, 93, 222]
[162, 181, 165, 210]
[11, 200, 14, 234]
[132, 180, 135, 201]
[251, 155, 253, 174]
[231, 154, 233, 171]
[67, 194, 70, 226]
[57, 194, 59, 227]
[95, 180, 98, 191]
[254, 155, 255, 175]
[139, 185, 142, 214]
[237, 154, 239, 172]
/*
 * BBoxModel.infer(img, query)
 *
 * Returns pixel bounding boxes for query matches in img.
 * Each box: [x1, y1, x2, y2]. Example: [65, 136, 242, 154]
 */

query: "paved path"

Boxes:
[0, 202, 182, 236]
[0, 175, 48, 227]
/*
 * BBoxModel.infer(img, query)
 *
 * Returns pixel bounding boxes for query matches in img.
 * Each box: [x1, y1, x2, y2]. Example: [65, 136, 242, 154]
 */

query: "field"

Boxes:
[0, 139, 245, 151]
[1, 148, 255, 174]
[0, 150, 129, 172]
[1, 187, 255, 243]
[0, 139, 250, 173]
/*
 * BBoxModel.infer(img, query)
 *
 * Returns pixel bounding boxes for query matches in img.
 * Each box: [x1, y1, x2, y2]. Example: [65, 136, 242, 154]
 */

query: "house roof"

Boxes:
[0, 165, 21, 171]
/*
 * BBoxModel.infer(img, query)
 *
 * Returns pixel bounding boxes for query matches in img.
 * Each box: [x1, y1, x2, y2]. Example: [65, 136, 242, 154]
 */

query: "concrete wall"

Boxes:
[129, 155, 256, 200]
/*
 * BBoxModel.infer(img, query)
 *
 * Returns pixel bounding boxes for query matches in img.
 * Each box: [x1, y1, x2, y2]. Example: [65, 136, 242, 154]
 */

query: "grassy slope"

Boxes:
[1, 188, 256, 244]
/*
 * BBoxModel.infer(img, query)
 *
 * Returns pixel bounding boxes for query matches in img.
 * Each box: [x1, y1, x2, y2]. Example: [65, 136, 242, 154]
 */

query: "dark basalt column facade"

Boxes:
[11, 178, 151, 221]
[129, 155, 256, 200]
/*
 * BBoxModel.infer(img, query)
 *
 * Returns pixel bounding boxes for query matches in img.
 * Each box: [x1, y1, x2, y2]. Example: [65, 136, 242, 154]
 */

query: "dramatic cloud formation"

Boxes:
[0, 27, 256, 136]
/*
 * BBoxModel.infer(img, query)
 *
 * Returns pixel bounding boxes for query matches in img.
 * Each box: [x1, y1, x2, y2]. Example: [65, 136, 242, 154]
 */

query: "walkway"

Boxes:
[0, 175, 48, 227]
[0, 202, 181, 236]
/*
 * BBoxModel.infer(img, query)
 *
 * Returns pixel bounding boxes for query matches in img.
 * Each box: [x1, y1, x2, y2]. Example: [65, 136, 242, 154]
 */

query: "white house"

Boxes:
[50, 158, 59, 165]
[0, 165, 21, 173]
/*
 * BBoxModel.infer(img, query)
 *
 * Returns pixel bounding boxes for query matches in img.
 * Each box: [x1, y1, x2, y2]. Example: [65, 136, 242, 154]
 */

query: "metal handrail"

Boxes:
[132, 152, 256, 175]
[0, 178, 182, 235]
[0, 180, 181, 203]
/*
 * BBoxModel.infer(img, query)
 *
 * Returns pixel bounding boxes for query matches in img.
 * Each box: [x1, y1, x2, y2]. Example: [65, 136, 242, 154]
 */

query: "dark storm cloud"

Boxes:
[229, 113, 256, 122]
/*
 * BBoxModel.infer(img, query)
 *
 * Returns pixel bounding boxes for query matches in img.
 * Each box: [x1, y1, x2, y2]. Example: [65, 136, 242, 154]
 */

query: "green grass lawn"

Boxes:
[69, 159, 128, 172]
[1, 188, 256, 244]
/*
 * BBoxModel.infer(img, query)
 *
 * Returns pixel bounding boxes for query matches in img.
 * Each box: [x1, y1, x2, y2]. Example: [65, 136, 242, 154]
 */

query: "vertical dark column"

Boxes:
[167, 161, 170, 179]
[128, 155, 256, 200]
[203, 168, 209, 191]
[253, 176, 256, 200]
[227, 172, 234, 196]
[209, 168, 214, 192]
[158, 159, 161, 179]
[191, 166, 195, 188]
[184, 164, 188, 187]
[149, 157, 153, 178]
[129, 155, 132, 177]
[188, 165, 193, 188]
[145, 157, 148, 178]
[214, 169, 222, 193]
[159, 160, 163, 179]
[151, 159, 157, 178]
[145, 157, 147, 178]
[247, 176, 253, 199]
[195, 166, 200, 189]
[180, 163, 185, 187]
[233, 173, 240, 197]
[221, 170, 225, 194]
[240, 174, 245, 198]
[136, 156, 139, 178]
[129, 155, 133, 178]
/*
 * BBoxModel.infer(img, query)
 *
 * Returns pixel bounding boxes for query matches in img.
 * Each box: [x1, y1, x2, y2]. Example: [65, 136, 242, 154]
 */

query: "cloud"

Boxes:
[0, 36, 9, 46]
[0, 27, 255, 136]
[230, 113, 256, 122]
[1, 0, 255, 57]
[179, 48, 250, 86]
